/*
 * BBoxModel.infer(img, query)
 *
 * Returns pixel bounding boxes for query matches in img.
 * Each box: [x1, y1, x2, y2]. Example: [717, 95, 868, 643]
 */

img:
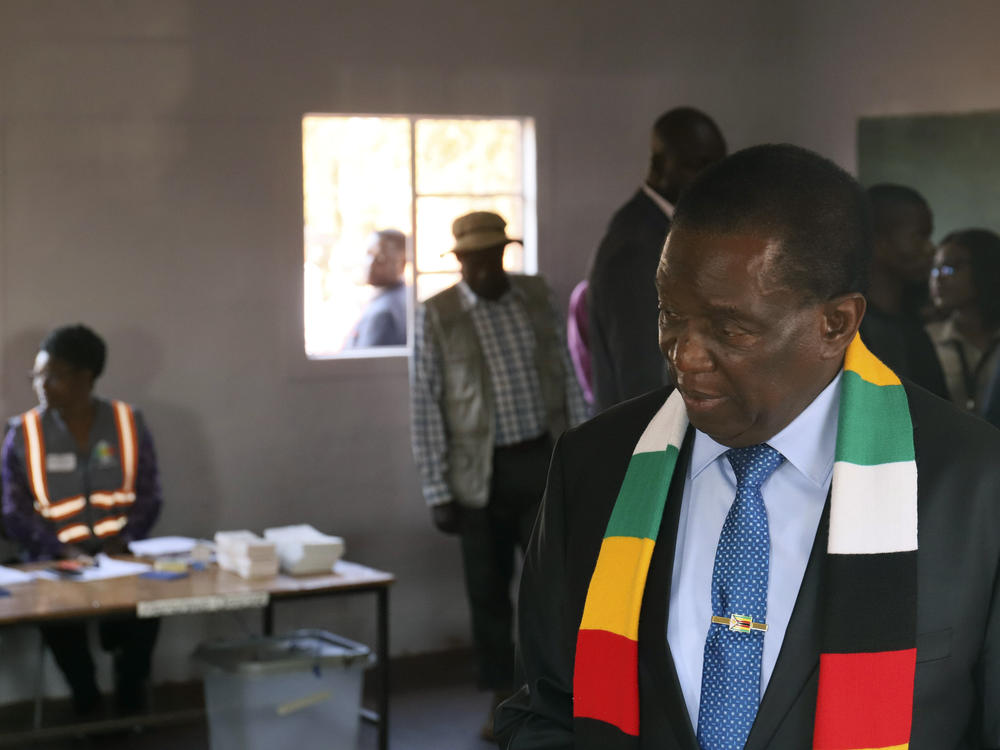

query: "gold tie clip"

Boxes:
[711, 614, 768, 634]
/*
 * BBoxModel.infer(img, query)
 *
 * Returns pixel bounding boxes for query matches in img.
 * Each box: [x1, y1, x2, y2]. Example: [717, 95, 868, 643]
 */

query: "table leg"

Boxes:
[377, 586, 389, 750]
[263, 601, 274, 636]
[33, 634, 45, 729]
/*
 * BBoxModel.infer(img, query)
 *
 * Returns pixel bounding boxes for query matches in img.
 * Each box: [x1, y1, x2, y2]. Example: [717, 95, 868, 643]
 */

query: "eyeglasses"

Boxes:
[930, 263, 964, 279]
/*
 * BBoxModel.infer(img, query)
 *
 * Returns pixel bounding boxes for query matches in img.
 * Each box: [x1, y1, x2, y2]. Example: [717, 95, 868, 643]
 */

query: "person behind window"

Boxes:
[344, 229, 408, 348]
[410, 211, 587, 740]
[926, 228, 1000, 421]
[1, 324, 162, 716]
[857, 184, 949, 398]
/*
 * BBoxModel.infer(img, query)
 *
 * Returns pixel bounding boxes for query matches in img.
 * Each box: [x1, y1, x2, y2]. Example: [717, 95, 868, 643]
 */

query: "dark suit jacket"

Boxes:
[497, 385, 1000, 749]
[588, 190, 671, 413]
[859, 306, 949, 400]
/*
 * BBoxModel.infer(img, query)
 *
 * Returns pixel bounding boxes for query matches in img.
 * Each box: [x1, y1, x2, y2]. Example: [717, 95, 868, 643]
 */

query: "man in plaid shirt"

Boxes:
[410, 211, 587, 739]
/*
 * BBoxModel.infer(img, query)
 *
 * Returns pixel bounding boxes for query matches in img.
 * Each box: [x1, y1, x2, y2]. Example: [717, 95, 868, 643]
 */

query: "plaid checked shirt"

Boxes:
[411, 279, 588, 506]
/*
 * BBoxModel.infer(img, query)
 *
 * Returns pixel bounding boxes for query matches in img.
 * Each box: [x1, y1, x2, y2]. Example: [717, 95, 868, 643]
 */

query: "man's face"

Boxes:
[649, 125, 727, 204]
[874, 202, 934, 283]
[657, 228, 838, 447]
[365, 238, 404, 288]
[456, 246, 508, 301]
[31, 351, 91, 411]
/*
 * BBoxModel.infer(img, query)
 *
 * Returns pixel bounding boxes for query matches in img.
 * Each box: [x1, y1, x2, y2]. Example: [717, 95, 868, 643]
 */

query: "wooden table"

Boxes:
[0, 558, 395, 750]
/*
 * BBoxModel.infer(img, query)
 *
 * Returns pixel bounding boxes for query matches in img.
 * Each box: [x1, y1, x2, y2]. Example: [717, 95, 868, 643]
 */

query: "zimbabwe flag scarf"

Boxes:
[573, 334, 918, 749]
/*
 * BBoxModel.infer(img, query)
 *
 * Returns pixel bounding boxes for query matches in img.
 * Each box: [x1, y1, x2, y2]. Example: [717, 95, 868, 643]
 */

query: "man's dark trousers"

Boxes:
[459, 433, 552, 691]
[41, 616, 160, 713]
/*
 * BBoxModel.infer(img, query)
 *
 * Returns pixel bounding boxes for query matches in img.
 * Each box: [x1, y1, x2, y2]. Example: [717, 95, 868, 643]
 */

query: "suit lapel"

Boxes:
[744, 499, 831, 750]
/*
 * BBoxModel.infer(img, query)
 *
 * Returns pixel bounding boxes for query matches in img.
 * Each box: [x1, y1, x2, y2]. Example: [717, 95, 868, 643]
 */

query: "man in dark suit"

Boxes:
[588, 108, 726, 413]
[497, 145, 1000, 749]
[858, 184, 948, 398]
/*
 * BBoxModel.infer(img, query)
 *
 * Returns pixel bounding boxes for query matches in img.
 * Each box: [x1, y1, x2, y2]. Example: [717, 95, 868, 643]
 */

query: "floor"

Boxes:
[0, 650, 502, 750]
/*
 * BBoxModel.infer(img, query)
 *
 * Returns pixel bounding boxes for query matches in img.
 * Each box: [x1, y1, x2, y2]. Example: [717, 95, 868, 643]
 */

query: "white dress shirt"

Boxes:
[667, 373, 842, 729]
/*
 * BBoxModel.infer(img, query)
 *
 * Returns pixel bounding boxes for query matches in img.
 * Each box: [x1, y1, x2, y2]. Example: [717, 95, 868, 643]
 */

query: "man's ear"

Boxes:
[819, 293, 866, 360]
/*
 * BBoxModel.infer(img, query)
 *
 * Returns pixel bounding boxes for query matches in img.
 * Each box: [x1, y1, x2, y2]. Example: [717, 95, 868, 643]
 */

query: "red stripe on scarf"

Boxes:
[573, 629, 640, 735]
[813, 649, 916, 750]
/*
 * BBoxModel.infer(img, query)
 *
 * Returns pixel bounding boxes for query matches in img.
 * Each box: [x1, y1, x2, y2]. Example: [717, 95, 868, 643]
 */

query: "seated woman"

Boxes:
[926, 228, 1000, 421]
[1, 324, 162, 716]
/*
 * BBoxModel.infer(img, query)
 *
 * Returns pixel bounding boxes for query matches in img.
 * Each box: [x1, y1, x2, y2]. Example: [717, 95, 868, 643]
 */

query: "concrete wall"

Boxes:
[0, 0, 997, 699]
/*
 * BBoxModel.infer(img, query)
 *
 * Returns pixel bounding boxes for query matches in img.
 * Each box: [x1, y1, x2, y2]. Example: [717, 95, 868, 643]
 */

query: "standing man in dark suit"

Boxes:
[498, 145, 1000, 749]
[588, 107, 726, 413]
[858, 184, 948, 398]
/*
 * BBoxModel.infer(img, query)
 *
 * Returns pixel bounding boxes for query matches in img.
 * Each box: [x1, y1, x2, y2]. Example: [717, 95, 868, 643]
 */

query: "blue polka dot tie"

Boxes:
[696, 443, 784, 750]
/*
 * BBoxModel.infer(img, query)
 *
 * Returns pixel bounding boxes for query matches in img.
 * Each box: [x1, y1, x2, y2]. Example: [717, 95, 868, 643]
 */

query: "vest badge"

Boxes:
[93, 440, 118, 468]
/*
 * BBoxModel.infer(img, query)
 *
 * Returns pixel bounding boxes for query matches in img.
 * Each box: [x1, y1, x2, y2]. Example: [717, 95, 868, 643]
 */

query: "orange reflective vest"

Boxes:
[20, 400, 139, 545]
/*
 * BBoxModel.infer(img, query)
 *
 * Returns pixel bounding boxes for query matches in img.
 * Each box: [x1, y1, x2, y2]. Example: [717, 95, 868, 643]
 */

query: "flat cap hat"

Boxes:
[447, 211, 522, 255]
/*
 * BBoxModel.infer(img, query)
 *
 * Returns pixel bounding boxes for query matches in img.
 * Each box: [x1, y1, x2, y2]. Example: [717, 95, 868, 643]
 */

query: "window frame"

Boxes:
[297, 113, 537, 369]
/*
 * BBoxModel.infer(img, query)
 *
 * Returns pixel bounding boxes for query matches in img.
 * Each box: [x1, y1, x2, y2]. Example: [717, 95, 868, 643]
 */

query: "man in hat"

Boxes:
[497, 146, 1000, 748]
[410, 210, 587, 739]
[588, 107, 726, 413]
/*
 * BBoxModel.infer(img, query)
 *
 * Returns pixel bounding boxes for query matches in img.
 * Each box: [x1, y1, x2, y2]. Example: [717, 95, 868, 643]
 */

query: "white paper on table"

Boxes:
[0, 565, 34, 585]
[128, 536, 199, 557]
[33, 553, 151, 582]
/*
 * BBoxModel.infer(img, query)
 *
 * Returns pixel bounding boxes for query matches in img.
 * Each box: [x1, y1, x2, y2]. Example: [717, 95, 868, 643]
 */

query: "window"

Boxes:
[302, 115, 537, 359]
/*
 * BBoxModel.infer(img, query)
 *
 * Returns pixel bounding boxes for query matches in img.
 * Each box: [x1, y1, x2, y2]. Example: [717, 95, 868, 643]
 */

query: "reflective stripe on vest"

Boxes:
[93, 515, 127, 538]
[46, 496, 87, 520]
[58, 524, 91, 544]
[21, 409, 52, 512]
[113, 400, 138, 500]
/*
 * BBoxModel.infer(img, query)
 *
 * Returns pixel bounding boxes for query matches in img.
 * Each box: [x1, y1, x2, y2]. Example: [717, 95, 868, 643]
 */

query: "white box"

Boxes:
[194, 630, 372, 750]
[263, 524, 345, 576]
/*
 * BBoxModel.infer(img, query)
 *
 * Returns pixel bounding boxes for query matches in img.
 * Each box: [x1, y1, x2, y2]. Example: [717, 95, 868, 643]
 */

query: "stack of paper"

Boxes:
[128, 536, 199, 558]
[262, 524, 345, 575]
[214, 530, 278, 579]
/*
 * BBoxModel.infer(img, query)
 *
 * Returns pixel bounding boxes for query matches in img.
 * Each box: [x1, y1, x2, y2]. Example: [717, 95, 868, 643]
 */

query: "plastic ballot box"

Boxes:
[194, 629, 372, 750]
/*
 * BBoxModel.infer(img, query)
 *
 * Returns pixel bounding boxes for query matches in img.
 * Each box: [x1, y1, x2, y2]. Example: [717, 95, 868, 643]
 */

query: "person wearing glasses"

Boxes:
[1, 324, 162, 716]
[927, 228, 1000, 420]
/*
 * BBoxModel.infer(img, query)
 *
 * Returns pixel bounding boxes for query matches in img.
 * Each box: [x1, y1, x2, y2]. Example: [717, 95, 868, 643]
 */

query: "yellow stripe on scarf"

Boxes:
[578, 536, 655, 640]
[844, 334, 901, 386]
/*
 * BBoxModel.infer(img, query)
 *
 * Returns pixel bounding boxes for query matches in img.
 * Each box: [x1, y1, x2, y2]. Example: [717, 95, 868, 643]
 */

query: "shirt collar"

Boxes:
[641, 183, 675, 219]
[936, 317, 960, 343]
[936, 317, 1000, 348]
[456, 278, 521, 310]
[689, 371, 842, 489]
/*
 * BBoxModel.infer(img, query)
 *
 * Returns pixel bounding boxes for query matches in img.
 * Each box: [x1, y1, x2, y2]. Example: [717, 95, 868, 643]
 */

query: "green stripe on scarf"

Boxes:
[836, 371, 914, 465]
[605, 447, 680, 540]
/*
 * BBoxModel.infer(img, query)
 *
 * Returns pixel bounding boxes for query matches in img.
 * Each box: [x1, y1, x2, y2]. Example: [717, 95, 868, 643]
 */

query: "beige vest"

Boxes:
[424, 275, 569, 507]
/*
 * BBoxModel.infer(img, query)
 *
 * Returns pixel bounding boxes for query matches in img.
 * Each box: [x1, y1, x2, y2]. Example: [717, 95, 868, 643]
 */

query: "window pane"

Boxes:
[415, 196, 523, 274]
[303, 116, 412, 357]
[417, 272, 462, 302]
[415, 119, 522, 195]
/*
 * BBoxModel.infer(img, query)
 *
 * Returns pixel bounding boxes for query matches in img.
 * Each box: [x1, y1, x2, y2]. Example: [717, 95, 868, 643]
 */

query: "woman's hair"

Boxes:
[940, 228, 1000, 326]
[40, 324, 107, 378]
